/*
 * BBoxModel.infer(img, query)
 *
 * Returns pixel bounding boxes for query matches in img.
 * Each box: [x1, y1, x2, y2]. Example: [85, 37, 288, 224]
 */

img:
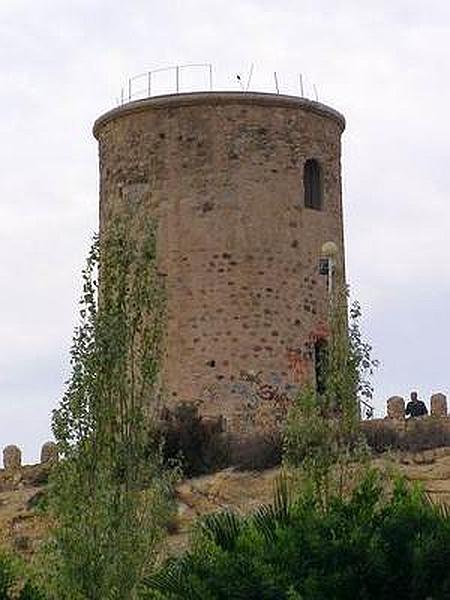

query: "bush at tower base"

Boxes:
[144, 471, 450, 600]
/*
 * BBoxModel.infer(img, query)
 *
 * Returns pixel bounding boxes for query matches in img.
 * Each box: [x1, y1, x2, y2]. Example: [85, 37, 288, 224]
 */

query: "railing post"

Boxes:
[299, 73, 304, 97]
[119, 66, 326, 103]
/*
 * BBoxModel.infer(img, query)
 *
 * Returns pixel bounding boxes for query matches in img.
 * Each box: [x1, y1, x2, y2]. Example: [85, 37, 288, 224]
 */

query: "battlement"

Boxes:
[385, 393, 447, 419]
[1, 442, 57, 471]
[362, 393, 450, 454]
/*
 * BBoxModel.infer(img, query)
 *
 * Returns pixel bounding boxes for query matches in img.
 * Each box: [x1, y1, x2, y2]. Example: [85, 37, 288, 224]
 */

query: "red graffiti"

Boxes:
[287, 348, 310, 383]
[309, 320, 329, 343]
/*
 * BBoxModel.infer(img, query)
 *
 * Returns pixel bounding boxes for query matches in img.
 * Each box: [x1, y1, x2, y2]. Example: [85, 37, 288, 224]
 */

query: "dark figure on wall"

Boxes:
[405, 391, 428, 418]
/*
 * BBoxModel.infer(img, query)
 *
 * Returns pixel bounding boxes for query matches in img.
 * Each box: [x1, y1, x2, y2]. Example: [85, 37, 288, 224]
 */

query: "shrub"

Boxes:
[362, 421, 401, 453]
[160, 405, 283, 475]
[0, 553, 15, 600]
[0, 551, 46, 600]
[161, 403, 229, 476]
[144, 472, 450, 600]
[363, 418, 450, 454]
[229, 431, 282, 472]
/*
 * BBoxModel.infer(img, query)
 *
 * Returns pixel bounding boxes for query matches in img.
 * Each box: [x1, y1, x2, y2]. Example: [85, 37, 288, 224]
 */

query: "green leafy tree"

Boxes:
[42, 220, 174, 600]
[283, 285, 378, 505]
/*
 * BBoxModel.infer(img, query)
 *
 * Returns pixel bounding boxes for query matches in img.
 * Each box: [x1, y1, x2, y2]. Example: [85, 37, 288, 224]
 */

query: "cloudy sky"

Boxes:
[1, 0, 449, 463]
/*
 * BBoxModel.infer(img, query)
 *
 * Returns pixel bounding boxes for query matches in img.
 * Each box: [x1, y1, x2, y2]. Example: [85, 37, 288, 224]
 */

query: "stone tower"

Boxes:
[93, 91, 346, 433]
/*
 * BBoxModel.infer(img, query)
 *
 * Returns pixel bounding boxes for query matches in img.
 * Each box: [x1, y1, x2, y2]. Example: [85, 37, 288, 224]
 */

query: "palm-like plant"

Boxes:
[252, 473, 292, 543]
[199, 509, 244, 551]
[144, 475, 294, 599]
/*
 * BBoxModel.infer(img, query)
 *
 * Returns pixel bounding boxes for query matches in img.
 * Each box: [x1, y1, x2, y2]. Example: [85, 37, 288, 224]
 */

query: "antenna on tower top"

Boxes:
[274, 71, 280, 94]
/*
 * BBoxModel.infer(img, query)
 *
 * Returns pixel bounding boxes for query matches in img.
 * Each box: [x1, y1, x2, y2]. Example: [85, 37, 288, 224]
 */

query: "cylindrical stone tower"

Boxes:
[93, 91, 346, 433]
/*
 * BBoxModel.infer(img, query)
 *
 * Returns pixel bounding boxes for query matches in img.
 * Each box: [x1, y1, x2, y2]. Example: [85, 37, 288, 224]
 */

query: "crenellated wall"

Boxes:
[362, 393, 450, 453]
[1, 442, 57, 471]
[385, 393, 448, 420]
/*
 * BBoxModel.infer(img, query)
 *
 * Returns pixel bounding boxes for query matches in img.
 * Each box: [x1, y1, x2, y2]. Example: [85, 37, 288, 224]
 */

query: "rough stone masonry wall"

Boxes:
[94, 92, 345, 433]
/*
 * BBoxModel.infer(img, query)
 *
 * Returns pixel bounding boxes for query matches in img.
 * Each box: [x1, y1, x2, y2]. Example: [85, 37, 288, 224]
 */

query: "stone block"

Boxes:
[431, 393, 447, 417]
[3, 445, 22, 470]
[387, 396, 405, 420]
[40, 441, 58, 464]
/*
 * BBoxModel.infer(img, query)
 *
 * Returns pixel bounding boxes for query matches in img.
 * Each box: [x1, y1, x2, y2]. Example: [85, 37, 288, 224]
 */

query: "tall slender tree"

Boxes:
[44, 219, 173, 600]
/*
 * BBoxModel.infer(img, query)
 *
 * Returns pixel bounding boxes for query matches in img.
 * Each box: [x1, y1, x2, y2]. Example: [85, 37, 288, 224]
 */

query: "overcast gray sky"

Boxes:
[1, 0, 449, 463]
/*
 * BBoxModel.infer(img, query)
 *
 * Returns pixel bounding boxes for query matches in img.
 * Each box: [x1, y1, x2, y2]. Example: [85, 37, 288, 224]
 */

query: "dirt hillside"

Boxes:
[2, 448, 450, 556]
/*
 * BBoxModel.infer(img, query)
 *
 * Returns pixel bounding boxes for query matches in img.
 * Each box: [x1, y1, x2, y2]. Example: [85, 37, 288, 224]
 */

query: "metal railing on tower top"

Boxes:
[116, 64, 320, 106]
